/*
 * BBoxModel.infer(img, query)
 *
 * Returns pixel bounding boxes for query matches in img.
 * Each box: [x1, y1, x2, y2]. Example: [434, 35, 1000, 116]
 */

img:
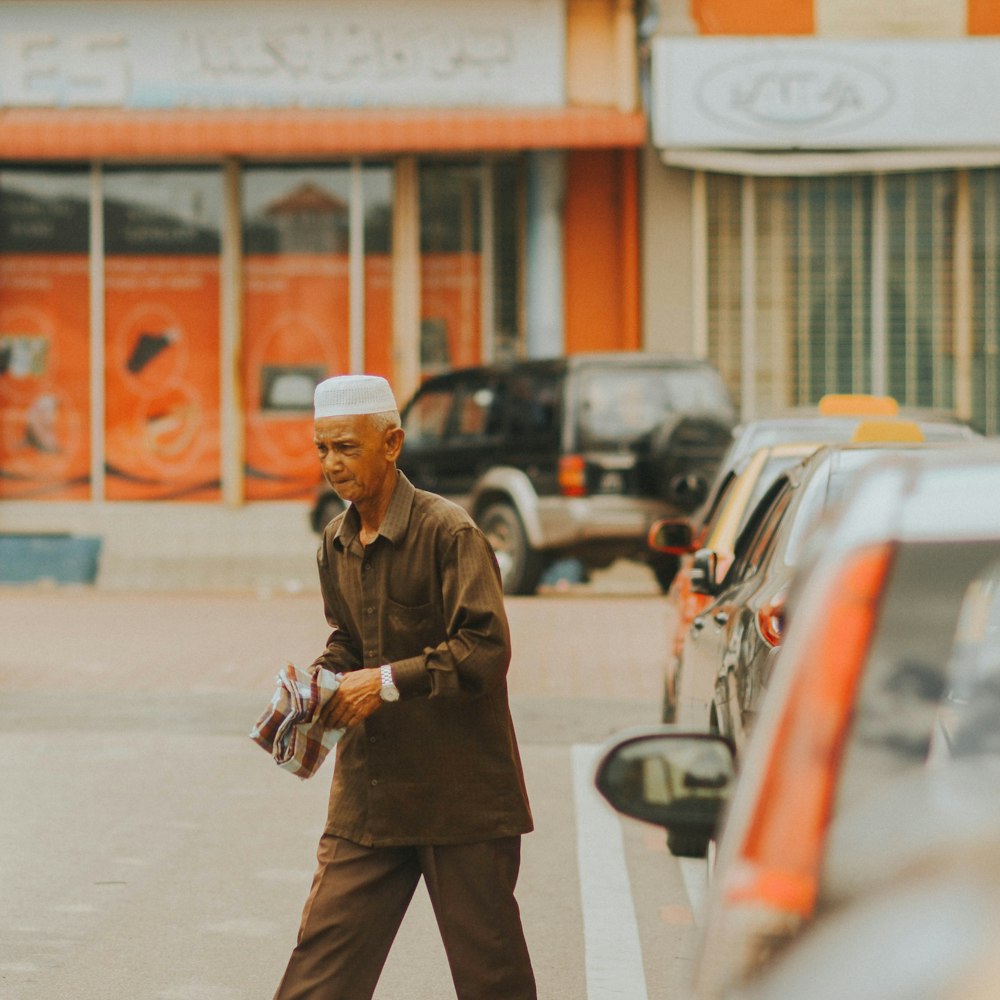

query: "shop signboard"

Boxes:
[652, 38, 1000, 149]
[0, 0, 565, 110]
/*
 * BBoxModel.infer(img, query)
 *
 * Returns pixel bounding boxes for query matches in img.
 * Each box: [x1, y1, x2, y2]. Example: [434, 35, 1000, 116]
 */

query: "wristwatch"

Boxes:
[379, 664, 400, 702]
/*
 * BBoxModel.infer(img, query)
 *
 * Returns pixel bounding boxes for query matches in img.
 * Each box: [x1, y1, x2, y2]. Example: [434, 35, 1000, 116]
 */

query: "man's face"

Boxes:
[313, 414, 403, 506]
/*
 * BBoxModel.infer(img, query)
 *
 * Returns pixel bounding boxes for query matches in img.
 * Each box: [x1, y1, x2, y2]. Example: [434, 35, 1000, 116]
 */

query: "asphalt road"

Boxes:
[0, 583, 701, 1000]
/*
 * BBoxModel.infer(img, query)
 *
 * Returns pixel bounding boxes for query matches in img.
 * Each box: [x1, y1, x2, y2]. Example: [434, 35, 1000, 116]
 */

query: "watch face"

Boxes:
[380, 685, 399, 702]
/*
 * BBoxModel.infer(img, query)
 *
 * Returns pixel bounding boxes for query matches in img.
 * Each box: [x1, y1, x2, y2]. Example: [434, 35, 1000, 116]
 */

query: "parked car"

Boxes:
[649, 396, 978, 722]
[596, 442, 1000, 999]
[311, 354, 736, 594]
[675, 429, 934, 751]
[651, 441, 822, 723]
[730, 558, 1000, 1000]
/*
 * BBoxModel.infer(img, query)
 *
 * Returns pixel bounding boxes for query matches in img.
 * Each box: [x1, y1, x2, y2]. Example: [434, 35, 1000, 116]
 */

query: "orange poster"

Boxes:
[242, 254, 348, 500]
[0, 254, 91, 500]
[104, 255, 221, 501]
[242, 252, 396, 500]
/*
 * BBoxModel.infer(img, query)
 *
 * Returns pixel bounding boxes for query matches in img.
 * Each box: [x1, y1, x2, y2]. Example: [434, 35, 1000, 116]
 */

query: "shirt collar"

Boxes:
[333, 470, 415, 550]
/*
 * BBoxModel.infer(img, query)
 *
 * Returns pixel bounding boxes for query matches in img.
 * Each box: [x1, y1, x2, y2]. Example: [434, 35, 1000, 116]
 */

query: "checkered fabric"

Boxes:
[250, 664, 344, 779]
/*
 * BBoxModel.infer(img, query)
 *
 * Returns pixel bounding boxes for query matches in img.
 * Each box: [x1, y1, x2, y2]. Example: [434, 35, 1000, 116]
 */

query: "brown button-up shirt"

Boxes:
[312, 471, 533, 846]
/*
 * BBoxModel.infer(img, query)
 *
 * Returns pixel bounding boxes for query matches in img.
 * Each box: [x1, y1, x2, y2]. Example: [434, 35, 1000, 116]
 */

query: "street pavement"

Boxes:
[0, 579, 698, 1000]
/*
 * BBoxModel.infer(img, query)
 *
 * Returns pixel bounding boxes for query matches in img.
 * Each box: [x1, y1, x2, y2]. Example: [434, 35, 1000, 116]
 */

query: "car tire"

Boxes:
[478, 502, 544, 596]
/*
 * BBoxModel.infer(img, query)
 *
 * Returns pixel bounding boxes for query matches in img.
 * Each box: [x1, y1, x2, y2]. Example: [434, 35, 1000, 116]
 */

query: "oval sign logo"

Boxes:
[696, 50, 894, 139]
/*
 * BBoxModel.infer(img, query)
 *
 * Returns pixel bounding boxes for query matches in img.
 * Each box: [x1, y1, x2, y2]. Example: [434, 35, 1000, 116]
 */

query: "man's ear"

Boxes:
[385, 426, 405, 461]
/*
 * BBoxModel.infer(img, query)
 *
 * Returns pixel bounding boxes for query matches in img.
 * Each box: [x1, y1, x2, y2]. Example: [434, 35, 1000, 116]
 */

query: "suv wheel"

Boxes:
[478, 502, 543, 596]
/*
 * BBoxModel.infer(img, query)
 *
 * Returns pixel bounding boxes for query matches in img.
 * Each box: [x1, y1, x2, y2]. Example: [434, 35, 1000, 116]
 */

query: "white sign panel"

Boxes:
[0, 0, 565, 109]
[652, 38, 1000, 149]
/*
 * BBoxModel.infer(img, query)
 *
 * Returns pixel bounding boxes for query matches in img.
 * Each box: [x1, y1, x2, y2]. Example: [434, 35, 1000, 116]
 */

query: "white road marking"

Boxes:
[572, 744, 650, 1000]
[678, 857, 709, 926]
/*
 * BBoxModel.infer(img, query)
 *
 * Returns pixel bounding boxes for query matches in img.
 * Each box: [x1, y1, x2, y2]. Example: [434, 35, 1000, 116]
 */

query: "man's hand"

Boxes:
[324, 667, 383, 729]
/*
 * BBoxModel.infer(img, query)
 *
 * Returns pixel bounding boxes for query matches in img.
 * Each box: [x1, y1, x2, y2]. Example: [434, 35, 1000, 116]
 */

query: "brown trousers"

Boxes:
[273, 834, 537, 1000]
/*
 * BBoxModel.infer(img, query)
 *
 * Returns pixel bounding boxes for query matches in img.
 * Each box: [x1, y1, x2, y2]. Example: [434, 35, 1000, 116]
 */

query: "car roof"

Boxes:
[825, 442, 1000, 547]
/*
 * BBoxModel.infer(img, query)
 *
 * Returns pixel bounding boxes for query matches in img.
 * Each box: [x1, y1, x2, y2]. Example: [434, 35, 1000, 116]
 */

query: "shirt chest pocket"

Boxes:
[385, 594, 442, 651]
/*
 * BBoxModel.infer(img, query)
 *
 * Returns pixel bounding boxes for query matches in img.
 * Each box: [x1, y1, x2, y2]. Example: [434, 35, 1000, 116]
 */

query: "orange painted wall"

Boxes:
[564, 149, 640, 354]
[691, 0, 813, 35]
[969, 0, 1000, 33]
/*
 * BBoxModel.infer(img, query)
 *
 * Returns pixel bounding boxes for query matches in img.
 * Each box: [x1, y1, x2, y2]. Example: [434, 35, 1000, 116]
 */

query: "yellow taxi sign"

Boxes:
[850, 419, 926, 443]
[818, 394, 900, 417]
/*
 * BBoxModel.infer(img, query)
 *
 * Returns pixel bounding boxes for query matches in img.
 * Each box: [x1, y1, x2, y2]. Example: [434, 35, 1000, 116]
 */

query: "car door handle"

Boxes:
[713, 611, 730, 625]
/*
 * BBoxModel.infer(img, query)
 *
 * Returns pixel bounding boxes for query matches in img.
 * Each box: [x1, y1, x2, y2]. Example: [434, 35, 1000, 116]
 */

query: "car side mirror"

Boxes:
[648, 518, 694, 555]
[594, 728, 736, 835]
[688, 548, 720, 597]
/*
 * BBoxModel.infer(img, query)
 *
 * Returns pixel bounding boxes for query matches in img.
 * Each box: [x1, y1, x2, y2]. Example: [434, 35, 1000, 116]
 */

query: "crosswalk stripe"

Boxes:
[571, 743, 650, 1000]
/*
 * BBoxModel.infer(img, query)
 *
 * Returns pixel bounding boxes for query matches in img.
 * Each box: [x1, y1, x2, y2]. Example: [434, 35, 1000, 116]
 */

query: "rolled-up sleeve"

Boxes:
[391, 524, 510, 699]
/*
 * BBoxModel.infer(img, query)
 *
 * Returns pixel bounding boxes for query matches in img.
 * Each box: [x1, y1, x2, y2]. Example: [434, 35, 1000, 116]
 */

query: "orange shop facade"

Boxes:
[0, 0, 644, 514]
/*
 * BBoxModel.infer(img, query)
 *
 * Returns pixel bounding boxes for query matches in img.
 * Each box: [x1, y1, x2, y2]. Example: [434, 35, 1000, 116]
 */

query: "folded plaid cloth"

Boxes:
[250, 664, 344, 779]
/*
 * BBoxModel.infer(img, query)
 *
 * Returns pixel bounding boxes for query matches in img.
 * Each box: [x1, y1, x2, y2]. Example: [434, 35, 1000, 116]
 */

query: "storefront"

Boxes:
[0, 0, 645, 516]
[646, 30, 1000, 435]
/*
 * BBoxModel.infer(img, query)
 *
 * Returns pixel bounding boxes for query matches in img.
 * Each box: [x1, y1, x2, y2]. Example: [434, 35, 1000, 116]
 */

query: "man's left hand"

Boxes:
[325, 668, 382, 729]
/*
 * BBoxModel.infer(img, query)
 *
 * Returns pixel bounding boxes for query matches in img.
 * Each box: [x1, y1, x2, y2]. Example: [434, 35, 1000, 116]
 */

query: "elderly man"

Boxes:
[273, 374, 536, 1000]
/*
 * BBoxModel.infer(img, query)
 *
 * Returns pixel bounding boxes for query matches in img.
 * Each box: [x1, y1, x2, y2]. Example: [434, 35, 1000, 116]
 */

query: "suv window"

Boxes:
[503, 371, 561, 442]
[575, 367, 731, 449]
[454, 383, 501, 440]
[404, 386, 454, 444]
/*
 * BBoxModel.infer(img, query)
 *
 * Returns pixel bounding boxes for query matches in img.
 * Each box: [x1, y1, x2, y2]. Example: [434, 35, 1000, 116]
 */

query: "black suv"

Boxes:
[311, 353, 736, 594]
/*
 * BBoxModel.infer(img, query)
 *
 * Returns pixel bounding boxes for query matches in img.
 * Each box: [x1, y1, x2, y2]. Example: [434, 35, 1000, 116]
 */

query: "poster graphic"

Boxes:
[0, 255, 91, 500]
[243, 254, 348, 500]
[104, 256, 221, 500]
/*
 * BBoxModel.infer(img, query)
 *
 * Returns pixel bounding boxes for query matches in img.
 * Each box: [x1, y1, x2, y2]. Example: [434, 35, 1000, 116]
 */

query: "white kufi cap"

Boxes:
[313, 374, 398, 419]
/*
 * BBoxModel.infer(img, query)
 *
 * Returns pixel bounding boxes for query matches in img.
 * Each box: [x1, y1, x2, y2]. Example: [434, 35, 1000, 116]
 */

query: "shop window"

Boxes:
[419, 159, 523, 377]
[706, 171, 958, 420]
[240, 163, 393, 501]
[420, 162, 482, 376]
[103, 167, 222, 501]
[0, 167, 91, 500]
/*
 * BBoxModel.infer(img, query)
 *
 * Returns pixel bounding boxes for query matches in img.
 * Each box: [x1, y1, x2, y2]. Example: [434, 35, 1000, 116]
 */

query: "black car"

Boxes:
[312, 353, 736, 594]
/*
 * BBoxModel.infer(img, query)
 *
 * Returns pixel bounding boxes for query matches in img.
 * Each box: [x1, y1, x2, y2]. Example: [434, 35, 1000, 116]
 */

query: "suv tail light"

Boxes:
[559, 454, 588, 497]
[725, 543, 895, 923]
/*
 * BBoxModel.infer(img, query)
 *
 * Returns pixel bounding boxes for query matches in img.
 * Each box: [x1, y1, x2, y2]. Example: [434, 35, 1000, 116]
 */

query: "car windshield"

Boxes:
[575, 367, 731, 448]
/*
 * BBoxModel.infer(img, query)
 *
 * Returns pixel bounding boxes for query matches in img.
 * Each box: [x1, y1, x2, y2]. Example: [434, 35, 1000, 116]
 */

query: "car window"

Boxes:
[575, 367, 731, 448]
[403, 386, 455, 444]
[739, 455, 808, 533]
[504, 371, 560, 442]
[454, 383, 501, 440]
[726, 481, 794, 586]
[832, 540, 1000, 820]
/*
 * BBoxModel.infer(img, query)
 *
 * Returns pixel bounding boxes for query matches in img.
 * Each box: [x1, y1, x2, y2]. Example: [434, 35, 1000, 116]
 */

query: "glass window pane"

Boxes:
[0, 167, 91, 499]
[363, 163, 394, 381]
[103, 167, 222, 501]
[241, 166, 350, 500]
[492, 157, 523, 362]
[420, 162, 482, 375]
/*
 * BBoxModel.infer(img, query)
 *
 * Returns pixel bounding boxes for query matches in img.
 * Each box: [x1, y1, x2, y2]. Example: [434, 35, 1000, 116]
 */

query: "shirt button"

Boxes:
[366, 606, 374, 614]
[369, 736, 377, 744]
[371, 779, 378, 786]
